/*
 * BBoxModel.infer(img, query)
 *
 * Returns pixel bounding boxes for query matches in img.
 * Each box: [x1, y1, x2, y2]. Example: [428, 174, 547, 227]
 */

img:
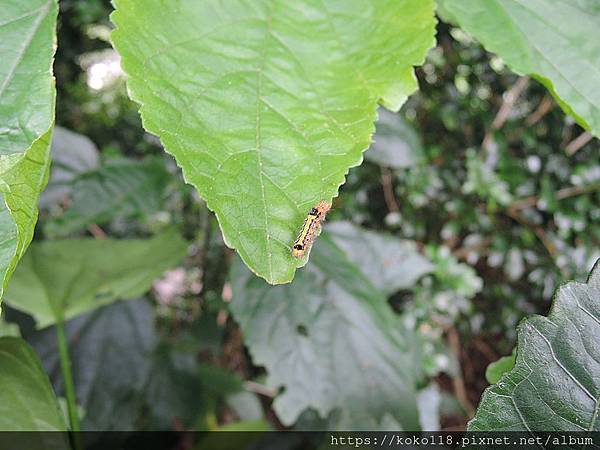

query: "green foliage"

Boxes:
[230, 232, 421, 429]
[31, 299, 245, 431]
[45, 157, 171, 237]
[40, 126, 100, 209]
[485, 349, 516, 384]
[0, 0, 58, 298]
[4, 230, 187, 328]
[366, 108, 425, 169]
[1, 0, 599, 436]
[442, 0, 600, 138]
[110, 0, 437, 284]
[327, 221, 432, 295]
[470, 261, 600, 431]
[0, 337, 65, 431]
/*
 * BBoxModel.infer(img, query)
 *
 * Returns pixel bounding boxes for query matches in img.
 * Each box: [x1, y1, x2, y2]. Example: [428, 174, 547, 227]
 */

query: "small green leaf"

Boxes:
[0, 0, 58, 298]
[0, 337, 66, 432]
[366, 108, 425, 169]
[469, 260, 600, 431]
[230, 233, 420, 429]
[110, 0, 437, 284]
[442, 0, 600, 138]
[327, 221, 432, 295]
[4, 230, 187, 328]
[485, 349, 516, 385]
[45, 157, 170, 237]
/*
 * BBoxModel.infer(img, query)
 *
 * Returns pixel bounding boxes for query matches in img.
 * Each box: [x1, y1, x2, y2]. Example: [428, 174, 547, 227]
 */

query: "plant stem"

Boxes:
[56, 318, 81, 433]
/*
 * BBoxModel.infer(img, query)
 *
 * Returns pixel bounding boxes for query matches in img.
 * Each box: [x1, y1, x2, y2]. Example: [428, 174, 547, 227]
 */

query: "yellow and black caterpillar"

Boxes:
[292, 201, 331, 258]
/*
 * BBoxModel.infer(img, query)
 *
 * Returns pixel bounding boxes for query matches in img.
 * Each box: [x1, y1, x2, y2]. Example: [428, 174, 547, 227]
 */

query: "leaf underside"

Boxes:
[230, 231, 420, 429]
[469, 260, 600, 432]
[4, 230, 188, 328]
[111, 0, 436, 284]
[443, 0, 600, 138]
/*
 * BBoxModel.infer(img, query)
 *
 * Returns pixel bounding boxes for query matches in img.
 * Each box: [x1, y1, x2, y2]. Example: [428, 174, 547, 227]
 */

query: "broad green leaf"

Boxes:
[230, 233, 420, 429]
[327, 221, 432, 295]
[469, 260, 600, 432]
[0, 337, 66, 432]
[366, 108, 425, 169]
[31, 299, 235, 430]
[45, 157, 170, 237]
[110, 0, 437, 284]
[485, 348, 516, 384]
[442, 0, 600, 138]
[0, 0, 57, 298]
[145, 343, 207, 429]
[31, 299, 158, 430]
[4, 230, 188, 328]
[40, 126, 100, 209]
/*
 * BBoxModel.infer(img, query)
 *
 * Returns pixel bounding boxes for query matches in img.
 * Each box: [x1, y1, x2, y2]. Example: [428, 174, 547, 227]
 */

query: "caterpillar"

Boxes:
[292, 201, 331, 258]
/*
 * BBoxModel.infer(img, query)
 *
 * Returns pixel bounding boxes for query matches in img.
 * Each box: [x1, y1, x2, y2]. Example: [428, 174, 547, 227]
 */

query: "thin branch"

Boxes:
[446, 327, 475, 418]
[565, 131, 593, 156]
[504, 207, 558, 260]
[244, 381, 277, 398]
[87, 224, 107, 239]
[482, 76, 530, 152]
[380, 167, 400, 213]
[525, 95, 554, 126]
[453, 236, 493, 261]
[508, 182, 600, 212]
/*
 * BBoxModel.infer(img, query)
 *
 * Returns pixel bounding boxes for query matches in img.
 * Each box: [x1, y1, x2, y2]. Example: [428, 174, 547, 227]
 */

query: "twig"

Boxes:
[565, 131, 593, 156]
[380, 168, 400, 213]
[244, 381, 277, 398]
[508, 182, 600, 212]
[446, 327, 475, 418]
[482, 76, 530, 152]
[525, 95, 554, 126]
[87, 224, 107, 239]
[453, 236, 493, 261]
[504, 208, 558, 260]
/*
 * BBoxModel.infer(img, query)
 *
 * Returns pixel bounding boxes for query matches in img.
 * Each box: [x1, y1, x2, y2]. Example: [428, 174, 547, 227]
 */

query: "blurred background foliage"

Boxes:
[2, 0, 598, 432]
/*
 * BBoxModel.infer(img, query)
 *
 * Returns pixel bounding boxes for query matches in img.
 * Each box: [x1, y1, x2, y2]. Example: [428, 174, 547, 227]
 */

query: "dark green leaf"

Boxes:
[40, 126, 100, 209]
[327, 221, 432, 295]
[230, 233, 420, 429]
[45, 157, 170, 237]
[31, 299, 158, 430]
[469, 260, 600, 431]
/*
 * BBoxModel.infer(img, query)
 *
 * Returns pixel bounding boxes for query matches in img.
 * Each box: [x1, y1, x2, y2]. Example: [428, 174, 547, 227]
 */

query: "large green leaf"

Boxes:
[4, 230, 188, 328]
[442, 0, 600, 138]
[230, 232, 420, 429]
[110, 0, 436, 284]
[469, 260, 600, 432]
[0, 0, 57, 298]
[0, 337, 65, 431]
[327, 221, 432, 295]
[32, 299, 158, 430]
[45, 157, 170, 237]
